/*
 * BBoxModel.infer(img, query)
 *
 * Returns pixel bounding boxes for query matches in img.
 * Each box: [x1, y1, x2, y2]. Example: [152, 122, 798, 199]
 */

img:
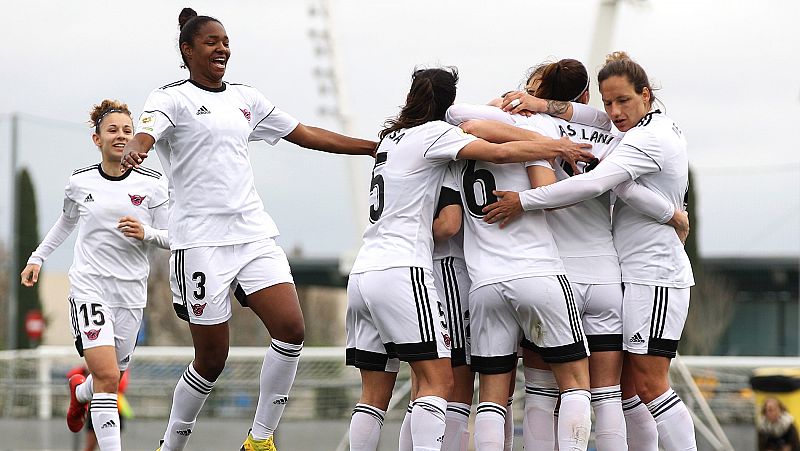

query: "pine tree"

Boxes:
[15, 168, 43, 348]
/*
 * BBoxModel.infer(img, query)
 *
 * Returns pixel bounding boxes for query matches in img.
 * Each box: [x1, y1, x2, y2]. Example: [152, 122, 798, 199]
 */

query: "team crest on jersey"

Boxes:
[191, 303, 207, 316]
[442, 332, 451, 349]
[84, 329, 101, 341]
[240, 108, 251, 121]
[128, 194, 146, 206]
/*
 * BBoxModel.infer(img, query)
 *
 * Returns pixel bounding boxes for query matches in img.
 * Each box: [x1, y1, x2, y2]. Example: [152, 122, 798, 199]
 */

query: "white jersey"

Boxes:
[524, 114, 623, 284]
[446, 104, 620, 285]
[432, 167, 465, 261]
[605, 111, 694, 288]
[350, 121, 477, 273]
[448, 158, 565, 291]
[63, 164, 168, 308]
[136, 80, 299, 250]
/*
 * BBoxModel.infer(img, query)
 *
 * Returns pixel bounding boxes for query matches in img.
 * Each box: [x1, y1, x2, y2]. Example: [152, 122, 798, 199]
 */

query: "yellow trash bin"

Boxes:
[750, 367, 800, 432]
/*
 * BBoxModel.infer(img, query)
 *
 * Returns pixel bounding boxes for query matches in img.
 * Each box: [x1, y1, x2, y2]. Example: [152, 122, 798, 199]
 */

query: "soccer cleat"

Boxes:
[240, 431, 277, 451]
[155, 439, 164, 451]
[66, 374, 87, 432]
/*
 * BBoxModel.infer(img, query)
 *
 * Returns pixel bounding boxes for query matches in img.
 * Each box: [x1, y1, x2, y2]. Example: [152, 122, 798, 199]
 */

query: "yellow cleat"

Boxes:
[155, 439, 163, 451]
[240, 432, 277, 451]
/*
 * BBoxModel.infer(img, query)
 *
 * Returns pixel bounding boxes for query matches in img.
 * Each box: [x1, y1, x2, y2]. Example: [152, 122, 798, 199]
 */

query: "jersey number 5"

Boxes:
[369, 152, 388, 223]
[462, 160, 497, 217]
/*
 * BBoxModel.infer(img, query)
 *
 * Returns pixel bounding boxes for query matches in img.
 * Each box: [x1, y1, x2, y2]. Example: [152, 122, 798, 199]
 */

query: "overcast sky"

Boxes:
[1, 0, 798, 272]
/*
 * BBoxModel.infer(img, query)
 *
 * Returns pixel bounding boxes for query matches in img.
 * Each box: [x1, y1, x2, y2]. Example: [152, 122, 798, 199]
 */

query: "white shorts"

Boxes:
[433, 257, 471, 367]
[572, 282, 623, 352]
[346, 267, 451, 372]
[170, 238, 294, 325]
[473, 274, 588, 374]
[622, 283, 690, 358]
[68, 298, 142, 371]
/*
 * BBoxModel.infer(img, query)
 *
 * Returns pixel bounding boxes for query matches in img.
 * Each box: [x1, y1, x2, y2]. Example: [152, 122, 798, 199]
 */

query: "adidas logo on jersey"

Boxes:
[629, 333, 645, 344]
[176, 428, 192, 436]
[101, 419, 117, 429]
[84, 194, 94, 203]
[273, 396, 288, 405]
[196, 106, 211, 115]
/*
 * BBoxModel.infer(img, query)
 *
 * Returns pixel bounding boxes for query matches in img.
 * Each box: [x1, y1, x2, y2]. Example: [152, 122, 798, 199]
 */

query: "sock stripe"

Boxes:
[561, 388, 592, 399]
[622, 397, 643, 411]
[476, 403, 506, 418]
[183, 368, 213, 395]
[406, 403, 413, 413]
[446, 405, 471, 417]
[526, 386, 560, 397]
[89, 400, 117, 409]
[415, 401, 446, 418]
[353, 405, 385, 426]
[591, 390, 622, 402]
[648, 393, 681, 418]
[507, 396, 513, 407]
[271, 342, 302, 358]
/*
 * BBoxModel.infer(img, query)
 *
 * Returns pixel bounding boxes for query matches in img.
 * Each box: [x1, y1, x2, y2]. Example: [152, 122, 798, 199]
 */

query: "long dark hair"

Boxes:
[380, 67, 458, 139]
[535, 59, 589, 102]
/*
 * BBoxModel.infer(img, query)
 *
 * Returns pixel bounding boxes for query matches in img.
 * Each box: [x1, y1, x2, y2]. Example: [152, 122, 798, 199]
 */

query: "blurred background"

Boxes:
[0, 1, 798, 450]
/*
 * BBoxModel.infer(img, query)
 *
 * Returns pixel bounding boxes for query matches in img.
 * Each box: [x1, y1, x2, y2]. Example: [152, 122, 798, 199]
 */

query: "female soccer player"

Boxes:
[20, 100, 169, 451]
[484, 52, 697, 451]
[346, 66, 594, 451]
[120, 8, 379, 451]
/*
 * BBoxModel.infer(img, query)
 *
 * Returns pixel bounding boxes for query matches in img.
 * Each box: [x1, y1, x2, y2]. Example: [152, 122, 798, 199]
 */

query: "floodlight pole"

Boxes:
[7, 113, 19, 350]
[308, 0, 369, 243]
[587, 0, 620, 109]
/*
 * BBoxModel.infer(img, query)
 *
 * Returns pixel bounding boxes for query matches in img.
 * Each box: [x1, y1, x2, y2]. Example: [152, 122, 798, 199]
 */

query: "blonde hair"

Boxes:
[89, 99, 132, 132]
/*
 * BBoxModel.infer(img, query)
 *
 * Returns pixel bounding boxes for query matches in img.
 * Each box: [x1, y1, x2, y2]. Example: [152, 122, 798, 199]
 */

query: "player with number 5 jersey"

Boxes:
[345, 66, 594, 451]
[20, 100, 169, 451]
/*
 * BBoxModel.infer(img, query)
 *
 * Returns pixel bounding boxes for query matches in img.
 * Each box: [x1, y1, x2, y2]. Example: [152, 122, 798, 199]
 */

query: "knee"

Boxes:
[274, 320, 305, 345]
[634, 376, 668, 403]
[92, 370, 120, 393]
[194, 349, 228, 380]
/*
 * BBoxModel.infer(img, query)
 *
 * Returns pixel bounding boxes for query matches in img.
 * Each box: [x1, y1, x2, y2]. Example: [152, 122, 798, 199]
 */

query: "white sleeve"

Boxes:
[519, 161, 631, 210]
[612, 181, 675, 223]
[27, 212, 78, 266]
[248, 90, 300, 145]
[142, 225, 169, 249]
[425, 124, 478, 162]
[144, 178, 170, 249]
[445, 103, 515, 126]
[137, 89, 177, 141]
[569, 103, 612, 130]
[605, 128, 663, 179]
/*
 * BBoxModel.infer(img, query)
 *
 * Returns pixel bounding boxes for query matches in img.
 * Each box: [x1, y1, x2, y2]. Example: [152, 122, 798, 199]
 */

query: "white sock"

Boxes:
[411, 396, 448, 451]
[399, 403, 413, 451]
[161, 363, 214, 451]
[250, 339, 302, 440]
[557, 389, 592, 451]
[646, 389, 697, 451]
[443, 402, 470, 451]
[523, 368, 558, 451]
[591, 385, 627, 451]
[349, 403, 385, 451]
[76, 374, 94, 404]
[474, 402, 506, 451]
[90, 393, 120, 451]
[622, 395, 658, 451]
[503, 397, 514, 451]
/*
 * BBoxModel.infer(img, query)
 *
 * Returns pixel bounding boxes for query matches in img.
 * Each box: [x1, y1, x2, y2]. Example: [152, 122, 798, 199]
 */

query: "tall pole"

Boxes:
[587, 0, 620, 109]
[308, 1, 369, 246]
[7, 113, 19, 350]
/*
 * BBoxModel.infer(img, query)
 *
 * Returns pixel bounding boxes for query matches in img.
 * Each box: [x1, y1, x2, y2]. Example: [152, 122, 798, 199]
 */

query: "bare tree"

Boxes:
[680, 271, 736, 355]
